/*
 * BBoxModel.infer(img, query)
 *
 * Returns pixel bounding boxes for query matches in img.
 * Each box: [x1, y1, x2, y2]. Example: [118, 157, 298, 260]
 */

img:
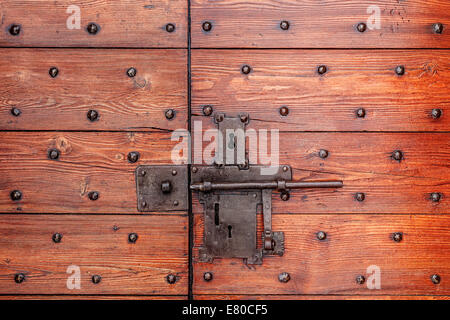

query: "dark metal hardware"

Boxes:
[166, 23, 175, 33]
[431, 274, 441, 284]
[92, 275, 101, 284]
[392, 150, 403, 162]
[280, 21, 290, 30]
[9, 24, 21, 36]
[392, 232, 403, 242]
[88, 191, 99, 201]
[127, 151, 140, 163]
[48, 148, 60, 160]
[87, 109, 99, 122]
[203, 105, 213, 116]
[165, 109, 175, 120]
[431, 108, 442, 119]
[317, 231, 327, 241]
[433, 23, 444, 34]
[49, 67, 59, 78]
[395, 65, 405, 76]
[355, 192, 365, 202]
[202, 21, 212, 32]
[14, 273, 25, 283]
[279, 106, 289, 117]
[241, 65, 252, 75]
[356, 108, 366, 118]
[357, 22, 367, 33]
[317, 65, 327, 75]
[203, 272, 213, 282]
[319, 149, 329, 159]
[52, 233, 63, 243]
[10, 107, 21, 117]
[10, 190, 22, 201]
[86, 23, 99, 35]
[127, 67, 137, 78]
[356, 275, 365, 284]
[430, 192, 442, 203]
[278, 272, 291, 283]
[128, 233, 138, 243]
[166, 274, 177, 284]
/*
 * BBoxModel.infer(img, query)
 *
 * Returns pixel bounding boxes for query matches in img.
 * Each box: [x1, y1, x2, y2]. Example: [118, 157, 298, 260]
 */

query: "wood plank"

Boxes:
[0, 215, 188, 295]
[0, 49, 187, 131]
[192, 50, 450, 132]
[193, 214, 450, 295]
[194, 295, 450, 300]
[0, 295, 187, 300]
[0, 131, 187, 214]
[0, 1, 186, 47]
[191, 0, 450, 48]
[192, 132, 450, 214]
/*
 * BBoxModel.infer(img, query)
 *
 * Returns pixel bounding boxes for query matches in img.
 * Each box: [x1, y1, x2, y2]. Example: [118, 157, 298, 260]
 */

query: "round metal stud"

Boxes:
[430, 192, 442, 203]
[239, 113, 248, 123]
[52, 233, 63, 243]
[241, 65, 252, 75]
[433, 23, 444, 34]
[172, 170, 177, 176]
[214, 113, 224, 123]
[279, 106, 289, 117]
[392, 150, 403, 162]
[280, 21, 290, 31]
[356, 108, 366, 118]
[165, 109, 175, 120]
[127, 151, 140, 163]
[48, 148, 60, 160]
[9, 24, 21, 36]
[202, 21, 212, 32]
[280, 191, 290, 201]
[202, 105, 213, 116]
[128, 233, 138, 243]
[355, 192, 365, 202]
[86, 23, 99, 35]
[14, 273, 25, 283]
[203, 272, 213, 282]
[392, 232, 403, 242]
[87, 109, 99, 122]
[10, 107, 21, 117]
[319, 149, 329, 159]
[88, 191, 99, 201]
[356, 275, 366, 285]
[92, 275, 102, 284]
[10, 190, 22, 201]
[431, 108, 442, 119]
[357, 22, 367, 33]
[166, 274, 177, 284]
[317, 65, 327, 75]
[395, 65, 405, 76]
[431, 274, 441, 285]
[278, 272, 291, 283]
[192, 167, 198, 173]
[317, 231, 327, 241]
[166, 23, 175, 33]
[49, 67, 59, 78]
[127, 67, 137, 78]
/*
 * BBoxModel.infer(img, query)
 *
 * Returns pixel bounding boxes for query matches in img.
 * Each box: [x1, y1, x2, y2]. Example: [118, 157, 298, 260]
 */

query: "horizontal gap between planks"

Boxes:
[0, 212, 188, 217]
[0, 47, 449, 51]
[4, 130, 450, 134]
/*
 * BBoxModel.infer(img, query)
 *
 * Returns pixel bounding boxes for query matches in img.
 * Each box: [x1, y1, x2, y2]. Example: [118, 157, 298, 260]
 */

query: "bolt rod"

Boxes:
[190, 180, 343, 192]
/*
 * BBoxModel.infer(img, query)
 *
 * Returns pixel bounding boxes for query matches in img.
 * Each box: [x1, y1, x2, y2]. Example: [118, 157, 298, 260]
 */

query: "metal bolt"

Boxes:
[128, 233, 138, 243]
[319, 149, 329, 159]
[10, 107, 21, 117]
[278, 272, 291, 283]
[355, 192, 365, 202]
[357, 22, 367, 33]
[10, 190, 22, 201]
[86, 23, 99, 35]
[392, 150, 403, 161]
[192, 167, 198, 173]
[356, 108, 366, 118]
[356, 275, 365, 284]
[280, 21, 290, 30]
[52, 233, 63, 243]
[165, 109, 175, 120]
[433, 23, 444, 34]
[392, 232, 403, 242]
[280, 191, 290, 201]
[92, 275, 102, 284]
[430, 192, 442, 203]
[87, 109, 99, 122]
[282, 166, 289, 172]
[166, 274, 177, 284]
[239, 113, 248, 123]
[202, 105, 213, 116]
[172, 170, 177, 176]
[317, 231, 327, 241]
[161, 181, 172, 194]
[166, 23, 175, 33]
[9, 24, 21, 36]
[88, 191, 99, 201]
[317, 65, 327, 75]
[202, 21, 212, 32]
[48, 148, 60, 160]
[203, 272, 213, 282]
[173, 200, 179, 206]
[279, 106, 289, 117]
[214, 113, 224, 123]
[14, 273, 25, 283]
[127, 151, 140, 163]
[431, 274, 441, 284]
[395, 65, 405, 76]
[127, 67, 137, 78]
[431, 108, 442, 119]
[141, 170, 146, 176]
[49, 67, 59, 78]
[241, 65, 252, 75]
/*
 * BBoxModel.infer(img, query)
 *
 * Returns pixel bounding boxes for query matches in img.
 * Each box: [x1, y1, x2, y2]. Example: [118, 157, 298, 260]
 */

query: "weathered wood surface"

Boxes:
[0, 132, 187, 214]
[193, 214, 450, 295]
[191, 0, 450, 48]
[0, 295, 187, 300]
[0, 215, 188, 295]
[0, 1, 187, 47]
[194, 295, 450, 300]
[192, 50, 450, 132]
[0, 49, 187, 131]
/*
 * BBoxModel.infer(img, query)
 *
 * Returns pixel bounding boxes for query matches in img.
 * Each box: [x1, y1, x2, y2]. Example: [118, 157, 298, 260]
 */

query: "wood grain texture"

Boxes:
[0, 131, 188, 214]
[0, 49, 187, 131]
[192, 132, 450, 214]
[191, 0, 450, 48]
[192, 50, 450, 132]
[0, 295, 187, 300]
[0, 215, 188, 295]
[193, 214, 450, 295]
[194, 295, 450, 300]
[0, 1, 187, 47]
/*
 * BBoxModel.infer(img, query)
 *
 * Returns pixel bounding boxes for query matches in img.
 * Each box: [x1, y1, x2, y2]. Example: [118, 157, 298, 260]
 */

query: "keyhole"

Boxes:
[227, 133, 235, 150]
[228, 225, 232, 238]
[214, 203, 220, 226]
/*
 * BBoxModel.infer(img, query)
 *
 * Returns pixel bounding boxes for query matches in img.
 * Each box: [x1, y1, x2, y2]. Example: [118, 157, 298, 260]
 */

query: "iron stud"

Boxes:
[355, 192, 365, 202]
[318, 65, 327, 75]
[202, 105, 213, 116]
[127, 67, 137, 78]
[14, 273, 25, 283]
[392, 232, 403, 242]
[241, 65, 252, 75]
[317, 231, 327, 241]
[279, 106, 289, 117]
[10, 107, 21, 117]
[128, 233, 138, 243]
[392, 150, 403, 161]
[356, 108, 366, 118]
[127, 151, 140, 163]
[165, 109, 175, 120]
[280, 191, 290, 201]
[86, 23, 99, 35]
[395, 65, 405, 76]
[49, 67, 59, 78]
[356, 275, 365, 284]
[433, 23, 444, 34]
[87, 109, 99, 122]
[88, 191, 99, 201]
[357, 22, 367, 33]
[431, 274, 441, 284]
[166, 274, 177, 284]
[92, 275, 102, 284]
[9, 24, 21, 36]
[431, 108, 442, 119]
[278, 272, 291, 283]
[52, 233, 63, 243]
[280, 21, 290, 30]
[202, 21, 212, 32]
[203, 272, 213, 282]
[10, 190, 22, 201]
[430, 192, 442, 203]
[48, 148, 60, 160]
[319, 149, 329, 159]
[166, 23, 175, 33]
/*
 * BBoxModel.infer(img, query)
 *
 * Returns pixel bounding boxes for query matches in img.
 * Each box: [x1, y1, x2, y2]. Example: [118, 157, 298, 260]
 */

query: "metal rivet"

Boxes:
[239, 113, 248, 123]
[433, 23, 444, 34]
[166, 23, 175, 33]
[357, 22, 367, 33]
[202, 21, 212, 32]
[127, 151, 140, 163]
[317, 65, 327, 75]
[319, 149, 329, 159]
[280, 21, 290, 30]
[127, 67, 137, 78]
[161, 181, 172, 194]
[173, 200, 179, 206]
[356, 275, 365, 284]
[87, 109, 99, 122]
[165, 109, 175, 120]
[9, 24, 21, 36]
[48, 148, 60, 160]
[392, 232, 403, 242]
[431, 108, 442, 119]
[241, 65, 252, 75]
[278, 272, 291, 283]
[356, 108, 366, 118]
[392, 150, 403, 161]
[14, 273, 25, 283]
[203, 272, 213, 282]
[141, 201, 147, 208]
[10, 107, 21, 117]
[49, 67, 59, 78]
[214, 113, 224, 123]
[279, 106, 289, 117]
[192, 167, 198, 173]
[172, 170, 177, 176]
[52, 233, 63, 243]
[202, 105, 213, 116]
[10, 190, 22, 201]
[282, 166, 289, 172]
[88, 191, 99, 201]
[141, 170, 146, 176]
[431, 274, 441, 284]
[317, 231, 327, 241]
[166, 274, 177, 284]
[86, 23, 99, 35]
[430, 192, 442, 203]
[355, 192, 365, 202]
[113, 225, 119, 231]
[395, 65, 405, 76]
[128, 233, 138, 243]
[92, 275, 102, 284]
[280, 191, 290, 201]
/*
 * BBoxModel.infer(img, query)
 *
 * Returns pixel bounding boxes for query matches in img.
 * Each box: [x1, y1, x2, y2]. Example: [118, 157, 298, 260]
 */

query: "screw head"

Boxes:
[14, 273, 25, 283]
[317, 231, 327, 241]
[239, 113, 249, 123]
[319, 149, 329, 159]
[86, 23, 99, 35]
[202, 105, 213, 116]
[395, 65, 405, 76]
[241, 65, 252, 75]
[214, 113, 224, 123]
[202, 21, 212, 32]
[10, 107, 21, 117]
[88, 191, 99, 201]
[356, 108, 366, 118]
[87, 109, 99, 122]
[392, 150, 403, 161]
[431, 108, 442, 119]
[127, 151, 140, 163]
[355, 192, 365, 202]
[52, 233, 63, 243]
[430, 192, 442, 203]
[165, 109, 175, 120]
[92, 275, 102, 284]
[279, 106, 289, 117]
[357, 22, 367, 33]
[127, 67, 137, 78]
[10, 190, 22, 201]
[392, 232, 403, 242]
[9, 24, 21, 36]
[356, 275, 366, 285]
[317, 65, 327, 75]
[166, 23, 175, 33]
[49, 67, 59, 78]
[166, 274, 177, 284]
[433, 23, 444, 34]
[431, 274, 441, 284]
[280, 21, 290, 30]
[203, 272, 213, 282]
[280, 191, 290, 201]
[278, 272, 291, 283]
[48, 148, 60, 160]
[128, 233, 138, 243]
